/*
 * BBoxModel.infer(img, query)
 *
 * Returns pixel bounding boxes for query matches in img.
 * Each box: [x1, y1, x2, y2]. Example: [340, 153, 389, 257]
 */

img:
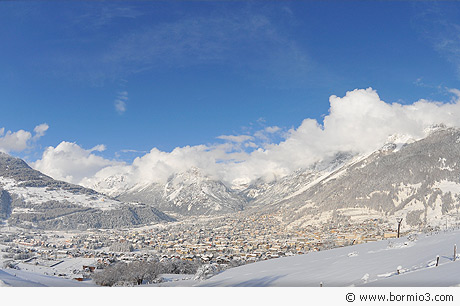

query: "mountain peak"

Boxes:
[423, 123, 449, 136]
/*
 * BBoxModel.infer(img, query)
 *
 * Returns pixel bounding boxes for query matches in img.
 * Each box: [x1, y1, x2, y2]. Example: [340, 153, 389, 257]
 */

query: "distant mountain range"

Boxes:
[89, 126, 460, 231]
[3, 126, 460, 231]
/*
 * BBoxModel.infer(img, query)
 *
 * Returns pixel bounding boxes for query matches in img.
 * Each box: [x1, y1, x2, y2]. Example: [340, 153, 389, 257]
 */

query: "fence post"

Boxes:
[397, 218, 403, 238]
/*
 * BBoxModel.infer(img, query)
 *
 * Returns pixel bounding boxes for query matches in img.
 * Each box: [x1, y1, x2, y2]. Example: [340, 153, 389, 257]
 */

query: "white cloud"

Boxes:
[114, 91, 128, 114]
[253, 126, 283, 143]
[32, 88, 460, 189]
[91, 144, 106, 152]
[265, 126, 281, 134]
[32, 141, 122, 184]
[217, 135, 254, 143]
[231, 87, 460, 182]
[76, 4, 144, 29]
[414, 5, 460, 78]
[0, 123, 48, 153]
[33, 123, 49, 140]
[0, 129, 32, 153]
[449, 88, 460, 99]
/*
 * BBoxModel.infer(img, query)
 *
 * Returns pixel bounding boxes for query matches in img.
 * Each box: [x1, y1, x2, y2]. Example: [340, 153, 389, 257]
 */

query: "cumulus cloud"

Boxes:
[32, 88, 460, 189]
[0, 123, 48, 153]
[0, 129, 32, 153]
[114, 91, 128, 114]
[32, 141, 122, 184]
[230, 88, 460, 181]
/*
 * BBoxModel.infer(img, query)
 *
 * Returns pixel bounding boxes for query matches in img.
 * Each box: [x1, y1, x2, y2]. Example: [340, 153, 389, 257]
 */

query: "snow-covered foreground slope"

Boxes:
[0, 269, 94, 287]
[199, 229, 460, 287]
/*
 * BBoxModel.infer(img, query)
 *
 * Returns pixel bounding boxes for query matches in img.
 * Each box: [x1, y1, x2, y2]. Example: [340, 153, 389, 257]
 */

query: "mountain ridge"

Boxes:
[0, 152, 174, 229]
[10, 126, 460, 232]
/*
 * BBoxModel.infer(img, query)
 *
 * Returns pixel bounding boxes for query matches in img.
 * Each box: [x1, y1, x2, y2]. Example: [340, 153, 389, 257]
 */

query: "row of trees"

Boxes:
[92, 258, 201, 286]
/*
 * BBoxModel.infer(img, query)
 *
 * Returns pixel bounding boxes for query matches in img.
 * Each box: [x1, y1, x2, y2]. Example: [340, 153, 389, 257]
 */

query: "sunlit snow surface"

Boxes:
[197, 229, 460, 287]
[0, 176, 121, 211]
[0, 269, 94, 287]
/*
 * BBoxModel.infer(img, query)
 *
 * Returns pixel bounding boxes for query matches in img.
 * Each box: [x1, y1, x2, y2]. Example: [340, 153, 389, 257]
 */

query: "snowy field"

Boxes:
[0, 269, 94, 287]
[197, 229, 460, 287]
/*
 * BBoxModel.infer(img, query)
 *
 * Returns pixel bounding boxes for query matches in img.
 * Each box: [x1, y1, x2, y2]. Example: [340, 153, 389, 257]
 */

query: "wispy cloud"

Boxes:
[217, 135, 254, 143]
[33, 123, 49, 140]
[413, 3, 460, 78]
[114, 91, 128, 114]
[98, 8, 311, 86]
[25, 3, 312, 87]
[449, 88, 460, 100]
[74, 3, 144, 29]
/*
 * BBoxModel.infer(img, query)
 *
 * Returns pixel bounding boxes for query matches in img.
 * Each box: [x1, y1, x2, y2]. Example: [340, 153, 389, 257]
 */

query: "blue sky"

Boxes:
[1, 1, 460, 167]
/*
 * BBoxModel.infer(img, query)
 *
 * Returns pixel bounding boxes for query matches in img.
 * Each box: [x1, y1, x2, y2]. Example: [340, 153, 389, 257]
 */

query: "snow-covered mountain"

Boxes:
[0, 153, 174, 229]
[113, 167, 246, 216]
[253, 127, 460, 231]
[90, 153, 354, 217]
[87, 126, 460, 231]
[241, 152, 355, 207]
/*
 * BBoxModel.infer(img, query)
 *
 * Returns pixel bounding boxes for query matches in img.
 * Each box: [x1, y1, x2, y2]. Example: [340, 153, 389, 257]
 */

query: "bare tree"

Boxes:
[92, 260, 163, 286]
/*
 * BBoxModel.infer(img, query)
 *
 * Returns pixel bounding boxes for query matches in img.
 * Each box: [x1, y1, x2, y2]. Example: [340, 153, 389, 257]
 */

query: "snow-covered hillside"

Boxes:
[0, 176, 121, 211]
[249, 128, 460, 231]
[198, 229, 460, 287]
[0, 152, 174, 229]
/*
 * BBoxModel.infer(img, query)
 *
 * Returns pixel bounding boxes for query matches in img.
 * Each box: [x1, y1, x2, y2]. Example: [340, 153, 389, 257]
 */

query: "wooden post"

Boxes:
[436, 255, 440, 267]
[397, 218, 403, 238]
[454, 245, 457, 261]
